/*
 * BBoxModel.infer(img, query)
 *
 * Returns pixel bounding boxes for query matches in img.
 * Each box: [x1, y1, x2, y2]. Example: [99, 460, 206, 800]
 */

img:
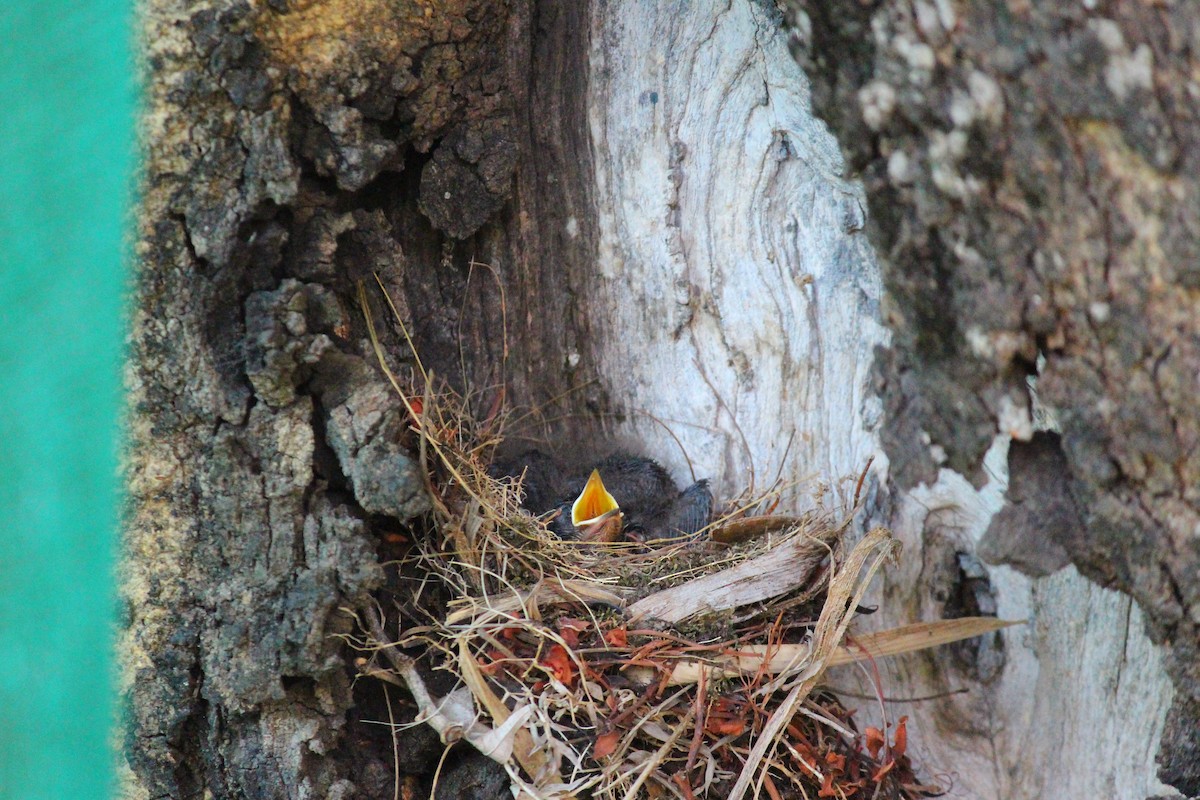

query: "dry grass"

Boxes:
[350, 279, 1011, 800]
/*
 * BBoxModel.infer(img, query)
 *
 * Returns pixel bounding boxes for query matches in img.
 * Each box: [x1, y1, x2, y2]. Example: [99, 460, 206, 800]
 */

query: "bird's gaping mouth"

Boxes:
[571, 469, 623, 541]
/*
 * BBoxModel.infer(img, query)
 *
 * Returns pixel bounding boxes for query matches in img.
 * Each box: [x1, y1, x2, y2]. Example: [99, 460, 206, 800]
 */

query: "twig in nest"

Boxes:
[627, 526, 839, 624]
[661, 617, 1019, 686]
[724, 527, 899, 800]
[853, 455, 875, 509]
[360, 604, 531, 763]
[350, 277, 1012, 800]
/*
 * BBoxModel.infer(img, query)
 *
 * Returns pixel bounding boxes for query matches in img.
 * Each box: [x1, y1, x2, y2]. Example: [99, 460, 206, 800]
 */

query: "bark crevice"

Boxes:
[783, 2, 1199, 793]
[129, 1, 600, 797]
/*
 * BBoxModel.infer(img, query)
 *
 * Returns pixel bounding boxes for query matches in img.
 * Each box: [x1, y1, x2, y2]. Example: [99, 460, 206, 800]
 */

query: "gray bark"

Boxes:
[126, 2, 596, 798]
[784, 2, 1199, 795]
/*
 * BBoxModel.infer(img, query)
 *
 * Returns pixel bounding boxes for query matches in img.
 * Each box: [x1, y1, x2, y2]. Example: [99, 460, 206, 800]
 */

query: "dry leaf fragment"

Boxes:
[556, 617, 590, 647]
[703, 697, 747, 737]
[709, 515, 814, 544]
[593, 730, 620, 759]
[864, 726, 885, 760]
[541, 644, 577, 687]
[604, 625, 628, 647]
[893, 715, 908, 759]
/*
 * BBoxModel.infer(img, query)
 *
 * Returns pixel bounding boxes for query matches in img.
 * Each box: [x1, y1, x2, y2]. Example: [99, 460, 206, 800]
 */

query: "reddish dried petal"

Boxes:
[704, 716, 746, 737]
[477, 648, 504, 675]
[593, 731, 620, 759]
[893, 716, 909, 759]
[864, 726, 886, 760]
[604, 626, 628, 647]
[540, 644, 577, 687]
[556, 617, 590, 647]
[872, 759, 897, 783]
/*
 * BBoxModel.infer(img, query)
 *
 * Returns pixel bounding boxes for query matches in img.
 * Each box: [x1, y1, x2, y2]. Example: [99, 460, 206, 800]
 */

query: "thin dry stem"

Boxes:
[349, 280, 1003, 800]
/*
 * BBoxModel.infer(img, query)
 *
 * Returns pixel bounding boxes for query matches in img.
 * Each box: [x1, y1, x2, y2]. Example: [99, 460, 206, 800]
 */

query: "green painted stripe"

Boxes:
[0, 4, 133, 798]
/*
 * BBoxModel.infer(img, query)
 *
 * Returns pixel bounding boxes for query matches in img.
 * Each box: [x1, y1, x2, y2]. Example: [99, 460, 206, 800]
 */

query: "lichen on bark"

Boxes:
[784, 1, 1200, 793]
[124, 0, 556, 797]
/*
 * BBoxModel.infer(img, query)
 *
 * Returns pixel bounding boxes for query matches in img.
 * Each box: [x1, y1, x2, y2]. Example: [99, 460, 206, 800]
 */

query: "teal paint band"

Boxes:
[0, 4, 133, 798]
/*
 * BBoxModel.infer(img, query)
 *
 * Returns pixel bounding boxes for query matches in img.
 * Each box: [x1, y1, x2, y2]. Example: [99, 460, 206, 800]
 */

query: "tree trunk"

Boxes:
[125, 2, 1193, 799]
[783, 2, 1198, 796]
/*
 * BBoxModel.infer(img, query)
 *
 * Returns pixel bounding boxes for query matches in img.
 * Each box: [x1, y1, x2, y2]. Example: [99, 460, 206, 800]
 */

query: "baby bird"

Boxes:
[493, 450, 713, 542]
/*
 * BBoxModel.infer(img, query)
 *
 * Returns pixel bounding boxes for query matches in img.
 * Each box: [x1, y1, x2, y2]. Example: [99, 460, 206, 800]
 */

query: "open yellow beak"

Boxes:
[571, 469, 620, 527]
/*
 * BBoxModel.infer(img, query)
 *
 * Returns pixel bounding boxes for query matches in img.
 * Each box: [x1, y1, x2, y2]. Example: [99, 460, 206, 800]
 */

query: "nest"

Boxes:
[350, 282, 1011, 800]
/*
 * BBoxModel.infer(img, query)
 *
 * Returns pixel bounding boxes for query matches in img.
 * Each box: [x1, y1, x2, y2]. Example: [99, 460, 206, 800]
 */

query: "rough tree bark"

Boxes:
[125, 2, 598, 797]
[124, 2, 1195, 800]
[781, 2, 1198, 797]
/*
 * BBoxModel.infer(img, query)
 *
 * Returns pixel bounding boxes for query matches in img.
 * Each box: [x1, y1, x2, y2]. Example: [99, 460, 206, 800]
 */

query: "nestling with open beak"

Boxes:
[567, 469, 624, 542]
[491, 450, 713, 543]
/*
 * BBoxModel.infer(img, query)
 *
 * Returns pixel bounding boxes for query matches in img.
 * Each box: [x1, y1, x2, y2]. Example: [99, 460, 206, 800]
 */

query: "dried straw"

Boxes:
[352, 278, 1016, 800]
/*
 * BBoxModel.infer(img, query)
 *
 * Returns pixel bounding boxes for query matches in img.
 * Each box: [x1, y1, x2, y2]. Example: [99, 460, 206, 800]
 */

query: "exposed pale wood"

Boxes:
[627, 528, 837, 624]
[856, 444, 1176, 799]
[583, 3, 1176, 798]
[586, 2, 881, 502]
